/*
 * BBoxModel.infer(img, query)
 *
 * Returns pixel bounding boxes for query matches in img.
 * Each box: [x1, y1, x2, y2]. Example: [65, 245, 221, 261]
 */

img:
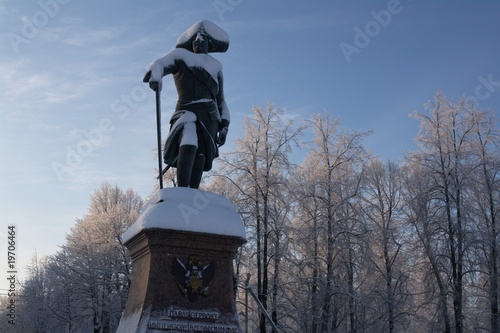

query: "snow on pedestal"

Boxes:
[123, 187, 246, 243]
[116, 188, 246, 333]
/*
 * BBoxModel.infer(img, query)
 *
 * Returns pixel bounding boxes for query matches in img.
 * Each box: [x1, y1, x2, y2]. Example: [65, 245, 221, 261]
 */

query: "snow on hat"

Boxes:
[176, 19, 229, 53]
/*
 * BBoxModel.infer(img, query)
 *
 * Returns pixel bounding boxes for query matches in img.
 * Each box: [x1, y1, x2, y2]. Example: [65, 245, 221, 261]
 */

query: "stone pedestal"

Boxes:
[116, 188, 246, 333]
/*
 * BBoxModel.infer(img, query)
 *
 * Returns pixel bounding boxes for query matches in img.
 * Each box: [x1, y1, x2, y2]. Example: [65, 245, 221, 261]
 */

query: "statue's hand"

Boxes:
[143, 71, 162, 92]
[217, 127, 228, 147]
[149, 80, 162, 92]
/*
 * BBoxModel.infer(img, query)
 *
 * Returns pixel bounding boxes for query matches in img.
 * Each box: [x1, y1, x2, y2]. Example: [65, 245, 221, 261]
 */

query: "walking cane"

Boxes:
[157, 157, 177, 180]
[155, 88, 163, 189]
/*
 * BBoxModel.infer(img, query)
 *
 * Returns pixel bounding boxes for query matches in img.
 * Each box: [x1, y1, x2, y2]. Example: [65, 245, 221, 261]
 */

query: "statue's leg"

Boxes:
[190, 153, 206, 189]
[177, 121, 198, 187]
[177, 145, 197, 187]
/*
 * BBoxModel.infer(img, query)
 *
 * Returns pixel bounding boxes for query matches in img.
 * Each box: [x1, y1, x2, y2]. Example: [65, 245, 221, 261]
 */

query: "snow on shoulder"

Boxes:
[147, 48, 222, 84]
[122, 188, 246, 243]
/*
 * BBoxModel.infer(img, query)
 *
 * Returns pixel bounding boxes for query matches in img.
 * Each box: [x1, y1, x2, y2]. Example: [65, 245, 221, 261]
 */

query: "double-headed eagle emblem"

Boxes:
[172, 256, 216, 302]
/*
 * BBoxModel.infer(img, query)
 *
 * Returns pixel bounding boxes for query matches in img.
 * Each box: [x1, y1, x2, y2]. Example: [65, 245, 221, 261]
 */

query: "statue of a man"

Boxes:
[143, 20, 230, 188]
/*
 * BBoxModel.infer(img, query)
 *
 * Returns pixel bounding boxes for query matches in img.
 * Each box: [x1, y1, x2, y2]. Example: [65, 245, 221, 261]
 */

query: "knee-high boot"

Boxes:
[176, 145, 197, 187]
[189, 153, 206, 189]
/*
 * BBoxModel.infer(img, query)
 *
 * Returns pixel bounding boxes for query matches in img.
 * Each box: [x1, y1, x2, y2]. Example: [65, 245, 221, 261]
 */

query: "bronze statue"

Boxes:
[143, 20, 230, 189]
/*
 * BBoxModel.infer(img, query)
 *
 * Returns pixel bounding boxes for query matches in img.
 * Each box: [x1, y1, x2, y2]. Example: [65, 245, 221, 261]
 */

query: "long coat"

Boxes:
[144, 48, 230, 171]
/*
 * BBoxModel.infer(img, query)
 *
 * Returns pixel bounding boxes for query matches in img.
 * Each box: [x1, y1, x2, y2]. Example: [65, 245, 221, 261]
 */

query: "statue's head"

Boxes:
[176, 20, 229, 53]
[192, 29, 209, 54]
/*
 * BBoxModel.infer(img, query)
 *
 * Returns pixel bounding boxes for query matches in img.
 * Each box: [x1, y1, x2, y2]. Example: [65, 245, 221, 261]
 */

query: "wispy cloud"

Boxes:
[1, 58, 84, 108]
[225, 10, 353, 35]
[64, 162, 119, 191]
[96, 35, 153, 57]
[62, 26, 126, 46]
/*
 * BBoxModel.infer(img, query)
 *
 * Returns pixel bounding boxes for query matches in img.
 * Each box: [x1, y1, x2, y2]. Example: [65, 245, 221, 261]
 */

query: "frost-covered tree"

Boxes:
[210, 104, 303, 332]
[359, 159, 413, 332]
[18, 182, 142, 333]
[467, 105, 500, 333]
[292, 112, 370, 333]
[402, 154, 471, 333]
[405, 92, 499, 333]
[14, 94, 499, 333]
[408, 92, 474, 333]
[63, 182, 142, 333]
[17, 254, 52, 333]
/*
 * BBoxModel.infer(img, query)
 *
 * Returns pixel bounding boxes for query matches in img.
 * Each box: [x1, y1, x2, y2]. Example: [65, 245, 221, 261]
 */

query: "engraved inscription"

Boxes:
[149, 306, 239, 332]
[170, 309, 221, 320]
[147, 320, 239, 332]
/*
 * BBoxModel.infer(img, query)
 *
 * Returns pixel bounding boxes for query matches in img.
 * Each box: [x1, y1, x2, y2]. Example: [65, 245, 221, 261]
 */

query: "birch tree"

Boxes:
[22, 182, 143, 333]
[293, 112, 370, 333]
[212, 104, 302, 332]
[468, 106, 500, 332]
[407, 92, 483, 333]
[65, 182, 142, 333]
[18, 255, 51, 333]
[360, 159, 413, 332]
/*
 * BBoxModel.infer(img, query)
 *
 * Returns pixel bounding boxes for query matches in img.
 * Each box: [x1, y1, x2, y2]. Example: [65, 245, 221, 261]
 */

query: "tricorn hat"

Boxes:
[176, 19, 229, 53]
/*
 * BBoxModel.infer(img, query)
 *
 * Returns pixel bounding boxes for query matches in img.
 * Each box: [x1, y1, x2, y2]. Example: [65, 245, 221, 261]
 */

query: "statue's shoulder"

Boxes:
[166, 47, 191, 59]
[168, 49, 219, 66]
[177, 51, 222, 79]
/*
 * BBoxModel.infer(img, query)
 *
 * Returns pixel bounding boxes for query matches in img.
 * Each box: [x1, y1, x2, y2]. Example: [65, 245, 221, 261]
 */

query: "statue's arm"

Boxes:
[216, 71, 230, 147]
[143, 50, 180, 90]
[216, 71, 230, 129]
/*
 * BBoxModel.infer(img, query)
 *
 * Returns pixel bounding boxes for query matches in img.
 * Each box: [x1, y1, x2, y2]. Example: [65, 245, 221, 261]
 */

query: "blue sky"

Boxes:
[1, 0, 499, 291]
